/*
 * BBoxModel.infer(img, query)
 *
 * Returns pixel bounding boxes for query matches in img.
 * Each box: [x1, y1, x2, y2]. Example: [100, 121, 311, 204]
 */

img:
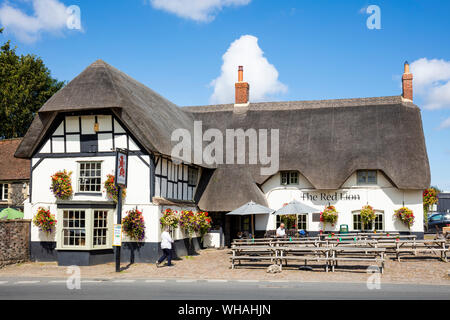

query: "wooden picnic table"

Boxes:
[230, 245, 279, 269]
[330, 247, 386, 273]
[392, 239, 448, 262]
[276, 246, 331, 271]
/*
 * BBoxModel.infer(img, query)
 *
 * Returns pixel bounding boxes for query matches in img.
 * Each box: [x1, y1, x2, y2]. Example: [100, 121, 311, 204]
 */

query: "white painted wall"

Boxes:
[261, 171, 424, 233]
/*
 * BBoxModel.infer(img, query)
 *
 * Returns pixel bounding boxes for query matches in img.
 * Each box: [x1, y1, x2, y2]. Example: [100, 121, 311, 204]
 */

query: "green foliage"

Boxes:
[0, 33, 64, 138]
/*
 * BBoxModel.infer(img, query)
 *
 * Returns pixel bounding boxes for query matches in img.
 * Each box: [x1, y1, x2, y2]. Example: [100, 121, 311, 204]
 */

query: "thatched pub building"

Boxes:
[15, 60, 430, 265]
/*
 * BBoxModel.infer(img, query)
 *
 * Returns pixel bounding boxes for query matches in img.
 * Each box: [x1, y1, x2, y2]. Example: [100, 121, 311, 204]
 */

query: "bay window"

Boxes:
[57, 208, 112, 250]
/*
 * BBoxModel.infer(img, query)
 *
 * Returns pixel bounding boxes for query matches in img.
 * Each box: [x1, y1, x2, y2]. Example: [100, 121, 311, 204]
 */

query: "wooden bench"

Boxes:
[230, 245, 279, 269]
[393, 239, 448, 262]
[278, 246, 331, 272]
[330, 247, 386, 273]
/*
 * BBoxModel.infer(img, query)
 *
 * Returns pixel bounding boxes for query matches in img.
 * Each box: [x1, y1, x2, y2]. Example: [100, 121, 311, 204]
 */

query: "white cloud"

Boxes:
[438, 117, 450, 130]
[149, 0, 251, 22]
[410, 58, 450, 110]
[210, 35, 287, 104]
[0, 0, 80, 43]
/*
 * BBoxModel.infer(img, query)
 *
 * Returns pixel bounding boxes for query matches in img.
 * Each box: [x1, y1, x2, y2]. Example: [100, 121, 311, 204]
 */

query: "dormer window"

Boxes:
[281, 171, 299, 185]
[357, 170, 377, 185]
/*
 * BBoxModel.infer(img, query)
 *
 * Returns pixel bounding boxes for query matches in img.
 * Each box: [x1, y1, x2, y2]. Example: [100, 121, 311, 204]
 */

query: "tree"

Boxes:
[0, 28, 64, 139]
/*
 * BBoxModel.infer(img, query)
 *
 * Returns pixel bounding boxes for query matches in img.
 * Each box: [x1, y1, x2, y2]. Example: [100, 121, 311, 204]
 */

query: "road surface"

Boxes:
[0, 277, 449, 300]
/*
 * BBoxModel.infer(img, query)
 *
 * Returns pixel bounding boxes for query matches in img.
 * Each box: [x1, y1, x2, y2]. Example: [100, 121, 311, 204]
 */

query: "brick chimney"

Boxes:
[402, 61, 413, 101]
[235, 66, 249, 105]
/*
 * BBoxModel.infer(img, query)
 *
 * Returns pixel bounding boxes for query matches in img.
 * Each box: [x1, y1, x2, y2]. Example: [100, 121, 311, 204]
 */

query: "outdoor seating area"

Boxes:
[230, 232, 449, 273]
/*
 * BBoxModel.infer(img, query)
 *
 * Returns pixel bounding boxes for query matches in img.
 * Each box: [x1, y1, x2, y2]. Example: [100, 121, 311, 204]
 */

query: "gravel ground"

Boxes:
[0, 249, 449, 285]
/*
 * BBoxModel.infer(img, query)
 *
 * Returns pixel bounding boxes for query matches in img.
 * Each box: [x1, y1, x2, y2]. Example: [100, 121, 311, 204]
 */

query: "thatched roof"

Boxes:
[185, 96, 430, 211]
[13, 60, 430, 212]
[196, 166, 268, 212]
[15, 60, 200, 164]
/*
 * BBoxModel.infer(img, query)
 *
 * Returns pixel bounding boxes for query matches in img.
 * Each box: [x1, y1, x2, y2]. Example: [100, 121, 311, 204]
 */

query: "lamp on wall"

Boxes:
[94, 122, 99, 132]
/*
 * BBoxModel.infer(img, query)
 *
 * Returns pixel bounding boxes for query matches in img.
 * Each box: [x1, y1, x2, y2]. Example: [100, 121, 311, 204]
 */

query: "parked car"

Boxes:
[425, 212, 450, 232]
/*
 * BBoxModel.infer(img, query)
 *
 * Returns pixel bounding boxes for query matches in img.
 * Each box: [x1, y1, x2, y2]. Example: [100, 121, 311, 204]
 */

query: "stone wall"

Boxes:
[0, 219, 31, 268]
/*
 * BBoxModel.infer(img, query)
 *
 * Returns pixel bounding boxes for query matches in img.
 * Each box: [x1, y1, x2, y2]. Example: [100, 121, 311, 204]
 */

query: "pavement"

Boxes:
[0, 277, 449, 299]
[1, 249, 450, 285]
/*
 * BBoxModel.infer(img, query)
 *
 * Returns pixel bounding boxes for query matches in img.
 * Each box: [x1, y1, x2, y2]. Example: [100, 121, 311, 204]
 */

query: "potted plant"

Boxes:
[160, 208, 179, 232]
[50, 170, 73, 200]
[122, 208, 145, 241]
[320, 205, 338, 228]
[104, 174, 126, 203]
[179, 210, 197, 239]
[33, 207, 57, 235]
[196, 211, 212, 245]
[360, 205, 376, 230]
[394, 207, 415, 230]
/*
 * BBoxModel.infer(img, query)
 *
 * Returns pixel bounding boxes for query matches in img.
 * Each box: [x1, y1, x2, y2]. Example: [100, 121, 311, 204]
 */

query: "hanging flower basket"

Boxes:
[160, 208, 179, 230]
[196, 211, 212, 240]
[360, 205, 376, 229]
[320, 205, 338, 226]
[50, 170, 73, 200]
[179, 210, 198, 239]
[394, 207, 415, 229]
[33, 207, 57, 234]
[122, 208, 145, 241]
[423, 188, 438, 215]
[104, 174, 126, 203]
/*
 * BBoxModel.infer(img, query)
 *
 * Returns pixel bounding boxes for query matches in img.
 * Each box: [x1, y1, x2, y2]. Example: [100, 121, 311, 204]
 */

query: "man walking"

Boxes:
[156, 227, 174, 267]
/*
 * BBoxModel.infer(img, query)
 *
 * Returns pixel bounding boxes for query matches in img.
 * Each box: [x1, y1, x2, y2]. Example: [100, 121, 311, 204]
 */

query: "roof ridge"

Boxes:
[183, 96, 404, 113]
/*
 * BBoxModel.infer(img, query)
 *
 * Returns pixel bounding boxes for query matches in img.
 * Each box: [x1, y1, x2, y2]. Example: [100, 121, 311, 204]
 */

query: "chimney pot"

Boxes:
[402, 61, 413, 101]
[235, 66, 249, 105]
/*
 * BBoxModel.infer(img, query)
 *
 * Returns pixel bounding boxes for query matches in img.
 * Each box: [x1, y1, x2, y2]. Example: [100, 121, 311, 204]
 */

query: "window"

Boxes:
[93, 210, 108, 247]
[58, 208, 112, 250]
[281, 171, 299, 185]
[0, 183, 8, 201]
[430, 214, 442, 222]
[62, 210, 86, 247]
[276, 214, 308, 230]
[297, 214, 307, 230]
[357, 170, 377, 185]
[353, 213, 362, 231]
[352, 210, 384, 231]
[242, 216, 250, 233]
[188, 167, 198, 186]
[78, 162, 102, 192]
[373, 213, 383, 231]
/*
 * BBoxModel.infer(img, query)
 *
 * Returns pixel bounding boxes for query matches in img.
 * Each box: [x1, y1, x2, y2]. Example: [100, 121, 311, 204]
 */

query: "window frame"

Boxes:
[0, 183, 8, 201]
[188, 167, 198, 186]
[276, 214, 308, 230]
[357, 170, 378, 185]
[77, 161, 103, 193]
[280, 171, 299, 185]
[352, 210, 384, 231]
[56, 208, 113, 250]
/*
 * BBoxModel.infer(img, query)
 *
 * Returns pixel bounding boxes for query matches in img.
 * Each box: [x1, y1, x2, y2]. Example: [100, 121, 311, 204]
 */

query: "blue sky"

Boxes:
[1, 0, 450, 190]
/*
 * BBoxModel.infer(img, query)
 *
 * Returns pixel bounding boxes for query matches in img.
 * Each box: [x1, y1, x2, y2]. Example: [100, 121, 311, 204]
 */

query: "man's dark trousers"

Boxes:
[158, 248, 172, 266]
